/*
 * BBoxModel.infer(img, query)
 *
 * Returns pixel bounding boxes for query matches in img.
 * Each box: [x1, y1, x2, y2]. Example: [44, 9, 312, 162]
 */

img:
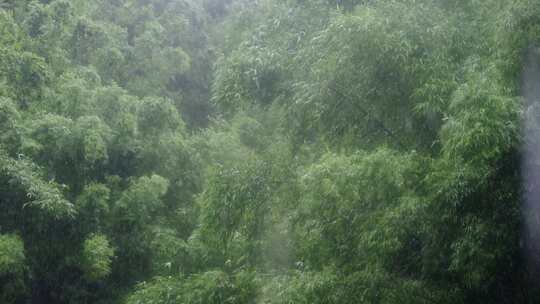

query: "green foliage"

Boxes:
[440, 62, 519, 169]
[0, 97, 22, 154]
[294, 149, 422, 269]
[0, 48, 50, 102]
[114, 174, 169, 226]
[76, 183, 110, 233]
[124, 275, 185, 304]
[80, 234, 115, 281]
[0, 0, 536, 303]
[0, 150, 75, 218]
[137, 97, 184, 137]
[199, 158, 274, 267]
[0, 234, 25, 276]
[125, 270, 256, 304]
[0, 234, 27, 304]
[148, 227, 193, 275]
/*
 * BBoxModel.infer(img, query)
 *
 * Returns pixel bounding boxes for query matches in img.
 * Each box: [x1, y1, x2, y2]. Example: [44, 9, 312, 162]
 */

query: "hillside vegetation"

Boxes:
[0, 0, 539, 303]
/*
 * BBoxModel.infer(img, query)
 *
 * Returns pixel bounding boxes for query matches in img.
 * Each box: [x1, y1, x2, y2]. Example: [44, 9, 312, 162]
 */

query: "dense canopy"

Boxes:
[0, 0, 539, 303]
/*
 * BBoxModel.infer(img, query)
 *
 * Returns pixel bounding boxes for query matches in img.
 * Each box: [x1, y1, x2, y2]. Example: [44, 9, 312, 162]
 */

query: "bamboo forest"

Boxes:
[1, 0, 540, 303]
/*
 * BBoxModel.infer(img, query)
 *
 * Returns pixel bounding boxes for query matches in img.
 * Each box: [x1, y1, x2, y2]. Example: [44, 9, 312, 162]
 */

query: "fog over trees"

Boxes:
[0, 0, 539, 303]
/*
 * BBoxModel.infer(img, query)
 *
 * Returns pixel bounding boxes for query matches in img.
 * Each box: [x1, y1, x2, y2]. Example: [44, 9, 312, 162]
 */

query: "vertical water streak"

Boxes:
[522, 46, 540, 282]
